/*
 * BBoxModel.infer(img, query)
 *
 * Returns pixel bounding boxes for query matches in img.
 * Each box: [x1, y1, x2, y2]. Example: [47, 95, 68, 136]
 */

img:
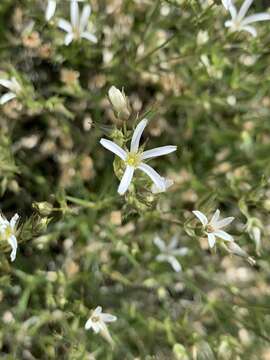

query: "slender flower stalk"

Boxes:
[0, 213, 19, 262]
[193, 209, 234, 248]
[58, 1, 97, 45]
[154, 235, 188, 272]
[45, 0, 56, 21]
[100, 119, 177, 195]
[222, 0, 270, 37]
[0, 77, 22, 105]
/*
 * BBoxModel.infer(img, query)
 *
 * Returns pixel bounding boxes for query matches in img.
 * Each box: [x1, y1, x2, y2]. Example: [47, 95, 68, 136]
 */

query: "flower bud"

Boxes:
[225, 242, 256, 266]
[32, 201, 53, 216]
[108, 86, 130, 118]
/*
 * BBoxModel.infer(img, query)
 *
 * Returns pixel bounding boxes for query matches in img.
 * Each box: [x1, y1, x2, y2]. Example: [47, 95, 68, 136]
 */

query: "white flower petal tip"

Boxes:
[223, 0, 270, 36]
[45, 0, 57, 21]
[192, 210, 208, 226]
[57, 1, 97, 45]
[151, 178, 174, 194]
[100, 117, 177, 195]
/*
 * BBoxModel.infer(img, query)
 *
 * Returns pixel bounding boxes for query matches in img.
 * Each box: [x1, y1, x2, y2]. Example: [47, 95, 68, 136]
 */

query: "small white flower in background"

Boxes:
[197, 30, 209, 45]
[151, 178, 174, 194]
[0, 213, 19, 262]
[58, 1, 97, 45]
[0, 77, 22, 105]
[108, 86, 130, 117]
[45, 0, 56, 21]
[154, 235, 188, 272]
[85, 306, 117, 344]
[100, 119, 177, 195]
[222, 0, 270, 37]
[193, 209, 234, 248]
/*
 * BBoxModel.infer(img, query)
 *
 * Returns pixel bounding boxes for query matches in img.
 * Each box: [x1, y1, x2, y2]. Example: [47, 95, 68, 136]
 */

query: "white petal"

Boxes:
[0, 92, 16, 105]
[192, 210, 208, 226]
[80, 5, 91, 31]
[100, 138, 127, 161]
[70, 0, 79, 28]
[138, 163, 165, 191]
[238, 0, 253, 21]
[58, 19, 72, 33]
[172, 247, 189, 256]
[10, 214, 19, 229]
[141, 145, 177, 160]
[222, 0, 232, 10]
[167, 256, 182, 272]
[210, 209, 220, 227]
[228, 5, 237, 19]
[85, 318, 93, 330]
[208, 233, 216, 248]
[213, 230, 233, 241]
[241, 25, 257, 36]
[156, 254, 167, 262]
[225, 20, 233, 27]
[151, 177, 173, 194]
[8, 235, 17, 262]
[242, 13, 270, 25]
[168, 235, 178, 250]
[0, 79, 14, 90]
[64, 33, 74, 46]
[45, 0, 56, 21]
[117, 166, 134, 195]
[81, 31, 98, 44]
[93, 306, 102, 315]
[153, 235, 166, 251]
[130, 119, 148, 152]
[215, 216, 234, 229]
[100, 313, 117, 323]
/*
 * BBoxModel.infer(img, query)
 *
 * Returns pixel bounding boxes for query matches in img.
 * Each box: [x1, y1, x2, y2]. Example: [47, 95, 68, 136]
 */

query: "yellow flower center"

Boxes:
[206, 224, 214, 233]
[125, 152, 141, 167]
[91, 316, 100, 323]
[4, 226, 13, 238]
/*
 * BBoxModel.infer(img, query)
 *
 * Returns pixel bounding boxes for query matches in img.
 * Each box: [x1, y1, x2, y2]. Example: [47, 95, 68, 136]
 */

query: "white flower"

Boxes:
[45, 0, 56, 21]
[58, 1, 98, 46]
[0, 77, 22, 105]
[151, 178, 174, 194]
[154, 235, 188, 272]
[193, 209, 234, 248]
[0, 213, 19, 262]
[100, 119, 177, 195]
[222, 0, 270, 37]
[108, 86, 130, 117]
[85, 306, 117, 333]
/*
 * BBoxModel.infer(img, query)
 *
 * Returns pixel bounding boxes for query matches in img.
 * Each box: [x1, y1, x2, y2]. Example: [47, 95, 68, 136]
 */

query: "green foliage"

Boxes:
[0, 0, 270, 359]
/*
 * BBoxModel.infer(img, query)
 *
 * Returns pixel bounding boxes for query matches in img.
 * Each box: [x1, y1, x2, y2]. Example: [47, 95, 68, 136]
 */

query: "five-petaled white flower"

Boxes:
[193, 209, 234, 248]
[222, 0, 270, 37]
[0, 213, 19, 262]
[45, 0, 56, 21]
[58, 1, 98, 45]
[100, 119, 177, 195]
[85, 306, 117, 334]
[0, 77, 22, 105]
[154, 235, 188, 272]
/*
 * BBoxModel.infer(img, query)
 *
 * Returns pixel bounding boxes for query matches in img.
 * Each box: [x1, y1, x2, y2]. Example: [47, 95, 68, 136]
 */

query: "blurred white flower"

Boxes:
[58, 1, 97, 45]
[193, 209, 234, 248]
[222, 0, 270, 37]
[45, 0, 56, 21]
[100, 119, 177, 195]
[197, 30, 209, 45]
[85, 306, 117, 345]
[0, 213, 19, 262]
[151, 178, 174, 194]
[108, 86, 130, 117]
[154, 235, 188, 272]
[0, 77, 22, 105]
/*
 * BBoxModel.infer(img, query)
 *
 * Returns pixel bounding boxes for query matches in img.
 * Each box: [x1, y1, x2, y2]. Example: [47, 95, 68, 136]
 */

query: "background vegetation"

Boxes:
[0, 0, 270, 359]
